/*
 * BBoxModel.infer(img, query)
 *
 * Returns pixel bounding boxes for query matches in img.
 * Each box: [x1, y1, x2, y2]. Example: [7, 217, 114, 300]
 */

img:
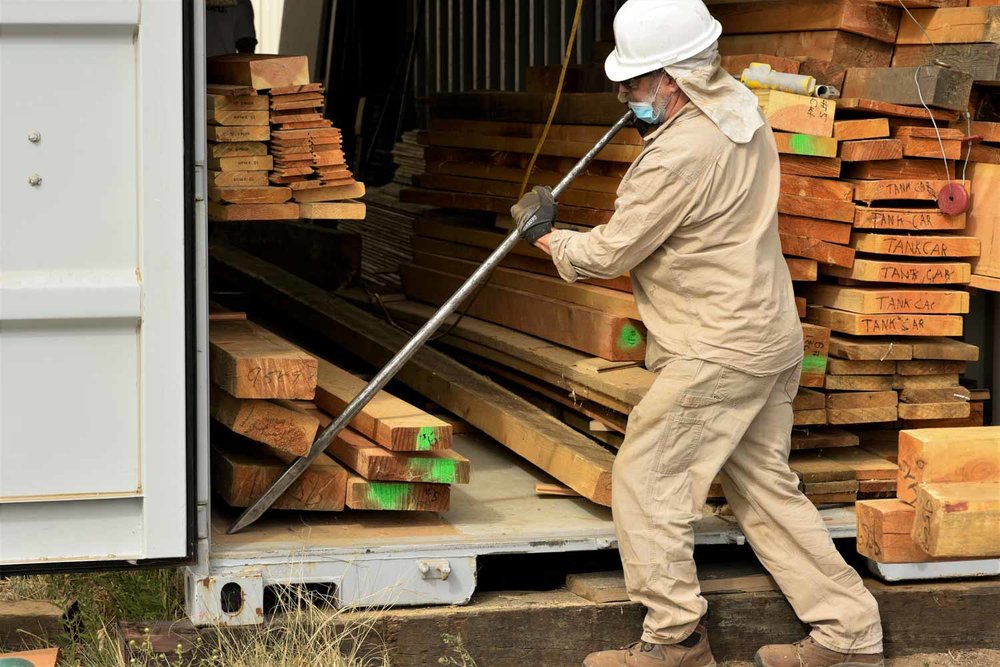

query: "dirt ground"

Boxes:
[721, 650, 1000, 666]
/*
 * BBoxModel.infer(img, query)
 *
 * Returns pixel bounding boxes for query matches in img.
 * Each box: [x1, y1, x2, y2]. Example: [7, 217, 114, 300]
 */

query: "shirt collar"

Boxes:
[641, 102, 699, 144]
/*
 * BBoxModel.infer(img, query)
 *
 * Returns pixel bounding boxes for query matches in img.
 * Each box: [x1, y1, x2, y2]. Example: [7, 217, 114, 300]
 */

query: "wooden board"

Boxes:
[844, 159, 954, 181]
[779, 234, 855, 267]
[350, 478, 441, 512]
[893, 373, 962, 389]
[789, 451, 856, 482]
[842, 67, 972, 111]
[208, 185, 292, 204]
[911, 337, 979, 360]
[794, 408, 828, 426]
[209, 386, 319, 457]
[779, 194, 856, 222]
[912, 483, 1000, 558]
[415, 172, 617, 211]
[839, 139, 903, 162]
[566, 563, 778, 605]
[429, 117, 644, 146]
[897, 402, 971, 420]
[206, 125, 269, 142]
[966, 164, 1000, 278]
[208, 201, 299, 221]
[209, 170, 269, 187]
[820, 447, 897, 480]
[718, 31, 893, 68]
[780, 154, 842, 178]
[211, 443, 347, 511]
[207, 108, 269, 127]
[326, 427, 469, 484]
[899, 386, 971, 403]
[206, 83, 257, 97]
[312, 358, 452, 452]
[801, 322, 831, 387]
[292, 181, 365, 203]
[787, 257, 819, 281]
[824, 374, 894, 390]
[897, 359, 968, 375]
[297, 202, 366, 220]
[794, 388, 827, 411]
[896, 6, 1000, 44]
[209, 245, 617, 505]
[828, 405, 898, 425]
[209, 319, 317, 399]
[834, 118, 890, 141]
[207, 54, 310, 89]
[209, 140, 268, 157]
[412, 251, 638, 319]
[821, 259, 971, 284]
[836, 97, 958, 121]
[898, 136, 962, 160]
[429, 91, 626, 125]
[773, 133, 839, 158]
[711, 0, 900, 42]
[402, 188, 611, 227]
[826, 358, 896, 375]
[895, 43, 1000, 83]
[851, 179, 964, 203]
[779, 216, 852, 244]
[755, 90, 835, 137]
[806, 284, 969, 314]
[808, 306, 963, 336]
[853, 208, 966, 232]
[791, 428, 860, 450]
[780, 174, 853, 201]
[402, 263, 646, 362]
[829, 334, 913, 360]
[897, 426, 1000, 504]
[825, 390, 897, 409]
[851, 233, 979, 258]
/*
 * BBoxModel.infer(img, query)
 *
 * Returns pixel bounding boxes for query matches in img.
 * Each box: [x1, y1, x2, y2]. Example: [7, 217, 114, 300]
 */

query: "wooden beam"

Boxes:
[344, 477, 450, 511]
[913, 483, 1000, 558]
[325, 427, 470, 484]
[839, 139, 903, 162]
[779, 194, 855, 222]
[801, 322, 831, 387]
[207, 109, 269, 127]
[825, 390, 898, 408]
[206, 125, 270, 142]
[824, 374, 894, 391]
[209, 140, 268, 157]
[896, 6, 1000, 44]
[821, 259, 971, 284]
[834, 118, 890, 141]
[911, 337, 979, 360]
[787, 257, 819, 281]
[852, 179, 966, 203]
[780, 154, 842, 178]
[851, 233, 980, 258]
[893, 373, 962, 389]
[402, 263, 646, 362]
[414, 173, 616, 210]
[297, 202, 366, 220]
[773, 133, 839, 158]
[853, 208, 966, 232]
[292, 182, 366, 203]
[211, 442, 347, 511]
[718, 31, 893, 68]
[429, 92, 625, 125]
[836, 97, 958, 121]
[900, 386, 971, 403]
[312, 358, 452, 452]
[711, 0, 900, 42]
[779, 234, 855, 267]
[755, 91, 836, 137]
[780, 174, 853, 201]
[401, 188, 611, 227]
[208, 201, 299, 221]
[857, 499, 938, 563]
[897, 359, 968, 375]
[808, 306, 963, 336]
[897, 402, 970, 420]
[806, 284, 969, 314]
[826, 358, 897, 375]
[209, 386, 319, 457]
[208, 54, 310, 89]
[895, 43, 1000, 83]
[843, 159, 954, 180]
[820, 447, 898, 480]
[966, 163, 1000, 279]
[841, 67, 972, 111]
[897, 427, 1000, 504]
[209, 319, 317, 399]
[829, 334, 913, 360]
[791, 428, 860, 450]
[208, 185, 291, 204]
[208, 245, 616, 505]
[209, 170, 269, 187]
[779, 216, 852, 244]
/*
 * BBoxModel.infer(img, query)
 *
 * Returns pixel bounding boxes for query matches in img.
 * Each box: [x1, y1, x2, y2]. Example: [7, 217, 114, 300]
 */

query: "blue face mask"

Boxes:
[628, 73, 665, 124]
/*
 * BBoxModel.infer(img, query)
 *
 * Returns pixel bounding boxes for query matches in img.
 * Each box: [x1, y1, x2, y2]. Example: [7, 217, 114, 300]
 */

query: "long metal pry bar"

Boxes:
[228, 110, 635, 534]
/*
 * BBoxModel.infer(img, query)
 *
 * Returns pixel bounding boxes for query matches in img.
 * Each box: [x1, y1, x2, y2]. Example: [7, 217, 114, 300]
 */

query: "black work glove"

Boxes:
[511, 185, 557, 245]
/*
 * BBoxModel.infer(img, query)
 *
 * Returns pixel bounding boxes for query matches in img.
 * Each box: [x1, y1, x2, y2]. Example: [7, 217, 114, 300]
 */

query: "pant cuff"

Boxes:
[810, 631, 884, 655]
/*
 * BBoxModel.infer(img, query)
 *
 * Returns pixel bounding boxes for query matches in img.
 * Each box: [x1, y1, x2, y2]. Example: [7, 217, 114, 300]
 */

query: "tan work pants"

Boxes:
[614, 358, 883, 653]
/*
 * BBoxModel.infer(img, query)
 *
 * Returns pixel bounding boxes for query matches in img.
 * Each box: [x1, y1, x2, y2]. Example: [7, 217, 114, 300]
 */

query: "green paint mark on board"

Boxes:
[416, 426, 438, 451]
[617, 324, 644, 351]
[409, 457, 458, 484]
[365, 482, 411, 509]
[787, 133, 833, 157]
[801, 354, 828, 373]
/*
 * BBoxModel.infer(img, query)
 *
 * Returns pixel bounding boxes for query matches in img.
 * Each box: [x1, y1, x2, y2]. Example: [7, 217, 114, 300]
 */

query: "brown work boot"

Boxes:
[583, 625, 716, 666]
[754, 636, 884, 667]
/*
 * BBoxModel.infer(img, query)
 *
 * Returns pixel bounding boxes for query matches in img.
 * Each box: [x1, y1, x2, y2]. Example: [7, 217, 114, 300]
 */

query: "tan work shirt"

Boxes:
[548, 103, 803, 376]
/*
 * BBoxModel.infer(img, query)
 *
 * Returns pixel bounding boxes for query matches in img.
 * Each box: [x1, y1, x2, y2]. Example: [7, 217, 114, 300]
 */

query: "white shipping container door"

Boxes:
[0, 0, 190, 565]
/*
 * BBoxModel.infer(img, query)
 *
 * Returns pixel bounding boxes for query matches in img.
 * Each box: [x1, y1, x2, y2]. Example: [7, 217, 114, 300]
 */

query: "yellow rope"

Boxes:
[518, 0, 586, 197]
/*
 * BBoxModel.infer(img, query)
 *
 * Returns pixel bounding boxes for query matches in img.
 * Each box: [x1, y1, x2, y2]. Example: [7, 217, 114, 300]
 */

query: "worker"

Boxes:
[206, 0, 257, 59]
[510, 1, 884, 666]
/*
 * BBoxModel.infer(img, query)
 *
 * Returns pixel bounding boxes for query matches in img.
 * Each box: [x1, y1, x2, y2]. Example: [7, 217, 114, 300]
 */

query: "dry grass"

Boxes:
[1, 570, 477, 666]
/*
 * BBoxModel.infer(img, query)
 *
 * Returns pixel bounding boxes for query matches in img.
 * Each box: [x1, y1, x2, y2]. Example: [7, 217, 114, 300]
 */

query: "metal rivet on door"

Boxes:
[28, 174, 42, 187]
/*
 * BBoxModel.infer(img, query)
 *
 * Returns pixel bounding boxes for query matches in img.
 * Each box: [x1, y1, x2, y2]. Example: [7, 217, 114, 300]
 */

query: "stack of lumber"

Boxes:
[392, 130, 426, 185]
[856, 426, 1000, 564]
[206, 54, 365, 222]
[208, 308, 463, 513]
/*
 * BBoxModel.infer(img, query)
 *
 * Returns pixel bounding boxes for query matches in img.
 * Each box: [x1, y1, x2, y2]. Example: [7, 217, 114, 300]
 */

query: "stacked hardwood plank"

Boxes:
[208, 309, 462, 514]
[207, 54, 365, 222]
[856, 426, 999, 564]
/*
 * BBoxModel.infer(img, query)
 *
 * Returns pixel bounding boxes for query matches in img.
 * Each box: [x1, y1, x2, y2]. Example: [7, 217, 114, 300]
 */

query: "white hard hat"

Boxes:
[604, 0, 722, 82]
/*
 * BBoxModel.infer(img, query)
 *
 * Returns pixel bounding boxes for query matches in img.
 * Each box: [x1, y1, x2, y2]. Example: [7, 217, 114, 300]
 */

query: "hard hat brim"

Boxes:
[604, 50, 658, 83]
[603, 20, 723, 82]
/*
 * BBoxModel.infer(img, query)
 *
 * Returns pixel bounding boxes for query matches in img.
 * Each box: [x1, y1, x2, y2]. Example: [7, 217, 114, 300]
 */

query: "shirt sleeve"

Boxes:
[548, 151, 698, 282]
